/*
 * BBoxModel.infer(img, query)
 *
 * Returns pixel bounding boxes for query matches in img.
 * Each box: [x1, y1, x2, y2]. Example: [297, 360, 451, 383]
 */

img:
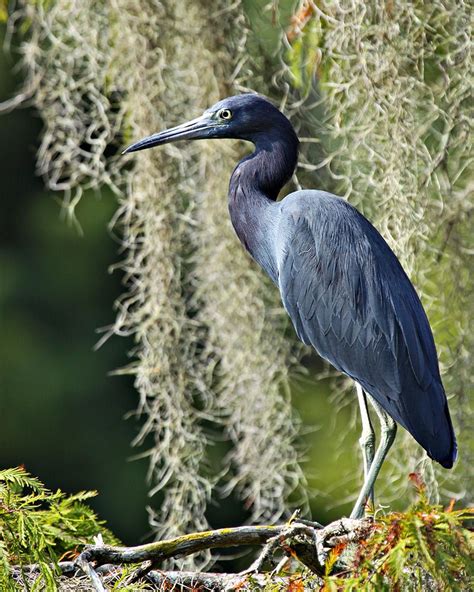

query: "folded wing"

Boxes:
[277, 191, 456, 468]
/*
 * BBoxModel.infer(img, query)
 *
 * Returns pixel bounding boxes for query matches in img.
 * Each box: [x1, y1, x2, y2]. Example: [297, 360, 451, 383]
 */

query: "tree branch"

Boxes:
[77, 524, 285, 567]
[13, 518, 374, 589]
[75, 518, 372, 579]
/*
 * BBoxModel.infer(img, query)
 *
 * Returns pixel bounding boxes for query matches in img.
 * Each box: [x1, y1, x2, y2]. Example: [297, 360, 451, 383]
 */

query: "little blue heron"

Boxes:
[124, 94, 457, 519]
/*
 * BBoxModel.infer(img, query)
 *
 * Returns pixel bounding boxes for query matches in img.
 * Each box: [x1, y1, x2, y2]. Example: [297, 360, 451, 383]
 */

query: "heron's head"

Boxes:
[123, 94, 298, 154]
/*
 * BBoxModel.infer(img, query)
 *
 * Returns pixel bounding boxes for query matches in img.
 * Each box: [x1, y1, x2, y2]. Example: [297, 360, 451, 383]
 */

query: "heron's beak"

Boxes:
[122, 114, 214, 154]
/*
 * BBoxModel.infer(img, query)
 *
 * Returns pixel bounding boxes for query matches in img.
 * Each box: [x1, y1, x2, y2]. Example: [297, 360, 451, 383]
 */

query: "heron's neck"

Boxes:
[228, 133, 298, 281]
[230, 132, 298, 202]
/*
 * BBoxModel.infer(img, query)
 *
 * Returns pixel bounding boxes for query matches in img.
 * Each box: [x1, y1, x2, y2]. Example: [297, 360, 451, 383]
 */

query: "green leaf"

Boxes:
[0, 467, 118, 588]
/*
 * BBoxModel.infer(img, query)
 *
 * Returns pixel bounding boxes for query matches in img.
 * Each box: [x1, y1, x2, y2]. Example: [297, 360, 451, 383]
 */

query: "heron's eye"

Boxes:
[218, 108, 232, 120]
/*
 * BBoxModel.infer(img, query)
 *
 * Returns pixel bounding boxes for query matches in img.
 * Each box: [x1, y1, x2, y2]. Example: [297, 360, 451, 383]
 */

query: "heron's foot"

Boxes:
[316, 517, 373, 567]
[351, 497, 375, 520]
[244, 518, 372, 575]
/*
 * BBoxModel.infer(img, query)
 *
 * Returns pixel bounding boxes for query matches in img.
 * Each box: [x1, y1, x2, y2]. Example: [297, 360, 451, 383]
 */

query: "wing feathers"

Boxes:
[277, 193, 456, 466]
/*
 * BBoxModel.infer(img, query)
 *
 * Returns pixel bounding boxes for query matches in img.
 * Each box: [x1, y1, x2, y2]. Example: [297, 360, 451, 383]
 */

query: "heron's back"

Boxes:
[276, 190, 457, 468]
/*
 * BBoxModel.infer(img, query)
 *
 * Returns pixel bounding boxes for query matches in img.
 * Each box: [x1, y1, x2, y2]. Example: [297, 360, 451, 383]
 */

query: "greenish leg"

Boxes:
[356, 383, 375, 510]
[350, 394, 397, 520]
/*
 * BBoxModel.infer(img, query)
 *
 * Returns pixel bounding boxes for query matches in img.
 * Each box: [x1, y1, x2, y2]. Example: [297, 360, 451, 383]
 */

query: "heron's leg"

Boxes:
[356, 384, 375, 508]
[350, 396, 397, 519]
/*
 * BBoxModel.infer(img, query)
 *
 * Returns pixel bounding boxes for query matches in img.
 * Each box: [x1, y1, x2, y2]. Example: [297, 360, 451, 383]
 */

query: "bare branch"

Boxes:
[144, 570, 310, 589]
[75, 557, 105, 592]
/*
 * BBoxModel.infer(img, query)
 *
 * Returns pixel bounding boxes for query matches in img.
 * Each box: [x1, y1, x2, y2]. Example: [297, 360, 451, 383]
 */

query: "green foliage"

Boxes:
[324, 486, 473, 591]
[0, 1, 7, 24]
[108, 567, 150, 591]
[287, 16, 323, 97]
[0, 466, 117, 591]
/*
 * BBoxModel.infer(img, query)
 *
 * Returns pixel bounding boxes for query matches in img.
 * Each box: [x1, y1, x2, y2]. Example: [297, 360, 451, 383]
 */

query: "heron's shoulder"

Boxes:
[277, 189, 398, 267]
[278, 190, 371, 244]
[280, 189, 358, 221]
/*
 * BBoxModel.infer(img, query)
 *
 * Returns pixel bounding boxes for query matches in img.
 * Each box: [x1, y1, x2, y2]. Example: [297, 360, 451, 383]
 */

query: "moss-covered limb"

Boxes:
[75, 518, 373, 577]
[50, 520, 371, 589]
[77, 525, 285, 567]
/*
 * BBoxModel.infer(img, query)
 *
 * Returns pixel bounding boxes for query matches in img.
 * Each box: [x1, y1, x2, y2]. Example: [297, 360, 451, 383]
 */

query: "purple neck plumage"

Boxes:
[229, 130, 299, 201]
[227, 130, 299, 281]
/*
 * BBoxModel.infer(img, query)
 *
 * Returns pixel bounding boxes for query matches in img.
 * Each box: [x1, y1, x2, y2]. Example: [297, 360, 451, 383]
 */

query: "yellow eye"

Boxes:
[218, 108, 232, 120]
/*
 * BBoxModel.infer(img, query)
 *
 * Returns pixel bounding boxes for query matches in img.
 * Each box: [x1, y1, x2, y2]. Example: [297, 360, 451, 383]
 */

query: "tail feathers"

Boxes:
[382, 380, 458, 470]
[358, 374, 457, 469]
[428, 400, 457, 469]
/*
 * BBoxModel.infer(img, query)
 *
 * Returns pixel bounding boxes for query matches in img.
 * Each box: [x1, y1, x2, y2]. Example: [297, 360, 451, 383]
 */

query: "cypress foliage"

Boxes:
[0, 467, 116, 591]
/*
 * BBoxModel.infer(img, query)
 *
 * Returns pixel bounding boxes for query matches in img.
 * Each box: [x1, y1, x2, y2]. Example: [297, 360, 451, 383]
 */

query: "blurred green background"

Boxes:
[0, 23, 150, 542]
[0, 21, 358, 545]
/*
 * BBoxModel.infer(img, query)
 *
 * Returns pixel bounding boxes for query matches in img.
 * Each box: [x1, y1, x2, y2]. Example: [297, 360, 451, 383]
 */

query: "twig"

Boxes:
[145, 570, 310, 589]
[76, 532, 108, 591]
[75, 556, 105, 592]
[240, 522, 322, 575]
[298, 518, 325, 529]
[11, 561, 77, 577]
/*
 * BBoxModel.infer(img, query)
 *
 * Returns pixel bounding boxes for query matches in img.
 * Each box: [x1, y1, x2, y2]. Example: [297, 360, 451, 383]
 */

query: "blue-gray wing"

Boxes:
[276, 192, 456, 467]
